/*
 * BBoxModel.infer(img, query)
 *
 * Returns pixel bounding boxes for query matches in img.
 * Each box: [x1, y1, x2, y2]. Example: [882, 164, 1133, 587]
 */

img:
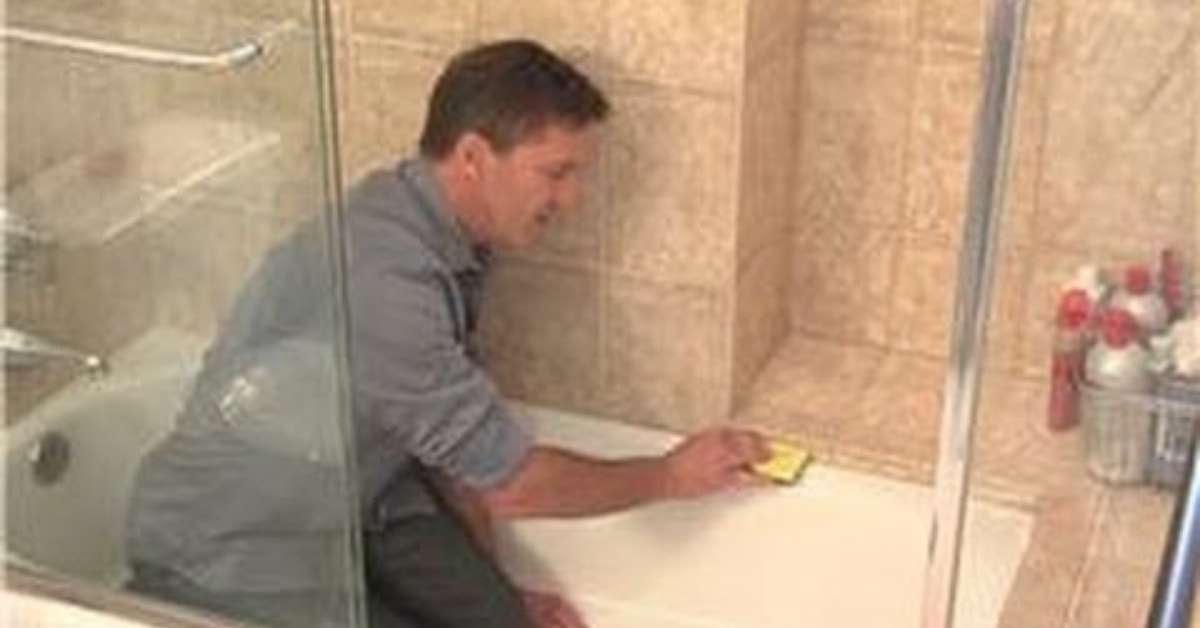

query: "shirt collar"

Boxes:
[399, 158, 489, 273]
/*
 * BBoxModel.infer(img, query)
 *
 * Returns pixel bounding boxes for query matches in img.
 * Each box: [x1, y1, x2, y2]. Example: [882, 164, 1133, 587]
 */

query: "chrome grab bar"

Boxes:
[2, 25, 263, 70]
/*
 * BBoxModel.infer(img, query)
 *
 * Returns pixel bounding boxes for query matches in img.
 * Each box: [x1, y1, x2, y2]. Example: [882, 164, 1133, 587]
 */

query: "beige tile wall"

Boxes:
[790, 0, 1197, 376]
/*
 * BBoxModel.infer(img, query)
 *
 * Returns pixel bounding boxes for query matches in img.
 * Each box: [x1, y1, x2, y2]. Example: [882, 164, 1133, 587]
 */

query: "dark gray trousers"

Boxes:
[363, 511, 531, 628]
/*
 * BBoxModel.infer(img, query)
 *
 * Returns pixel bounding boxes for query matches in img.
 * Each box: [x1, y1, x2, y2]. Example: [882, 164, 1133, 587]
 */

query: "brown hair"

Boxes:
[418, 40, 610, 158]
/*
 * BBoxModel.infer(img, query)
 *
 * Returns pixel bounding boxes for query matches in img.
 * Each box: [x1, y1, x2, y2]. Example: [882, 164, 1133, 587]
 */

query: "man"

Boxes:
[127, 40, 769, 628]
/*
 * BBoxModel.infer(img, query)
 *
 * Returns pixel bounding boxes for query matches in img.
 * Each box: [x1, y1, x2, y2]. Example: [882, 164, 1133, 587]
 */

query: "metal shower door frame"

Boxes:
[920, 1, 1029, 626]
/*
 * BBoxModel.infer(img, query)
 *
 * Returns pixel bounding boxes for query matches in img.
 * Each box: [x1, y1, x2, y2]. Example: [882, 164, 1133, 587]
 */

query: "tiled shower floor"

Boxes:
[734, 333, 1187, 628]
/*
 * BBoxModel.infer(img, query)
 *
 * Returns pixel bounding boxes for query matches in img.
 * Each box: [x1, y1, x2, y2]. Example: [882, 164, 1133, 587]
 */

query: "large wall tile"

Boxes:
[1021, 0, 1062, 64]
[905, 47, 979, 244]
[55, 226, 157, 356]
[480, 259, 605, 412]
[747, 0, 799, 66]
[606, 279, 731, 430]
[739, 49, 797, 264]
[608, 85, 738, 287]
[740, 337, 882, 422]
[920, 0, 985, 51]
[791, 220, 900, 347]
[6, 51, 142, 190]
[1036, 1, 1195, 254]
[226, 0, 317, 22]
[806, 0, 916, 47]
[996, 490, 1102, 628]
[479, 0, 605, 54]
[151, 200, 258, 338]
[1066, 555, 1157, 628]
[4, 273, 55, 342]
[340, 40, 445, 180]
[732, 241, 791, 411]
[1090, 490, 1174, 571]
[985, 245, 1034, 377]
[116, 0, 310, 26]
[347, 0, 475, 51]
[1066, 489, 1172, 628]
[973, 376, 1081, 500]
[890, 235, 958, 358]
[797, 42, 914, 229]
[606, 0, 745, 94]
[837, 352, 944, 483]
[735, 336, 885, 458]
[1002, 55, 1052, 252]
[920, 0, 1059, 58]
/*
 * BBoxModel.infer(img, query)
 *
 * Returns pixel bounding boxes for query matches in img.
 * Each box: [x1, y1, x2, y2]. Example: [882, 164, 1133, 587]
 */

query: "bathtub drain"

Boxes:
[29, 431, 71, 486]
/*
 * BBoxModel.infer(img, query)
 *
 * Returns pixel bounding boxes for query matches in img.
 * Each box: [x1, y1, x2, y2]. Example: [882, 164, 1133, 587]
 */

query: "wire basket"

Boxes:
[1080, 376, 1200, 487]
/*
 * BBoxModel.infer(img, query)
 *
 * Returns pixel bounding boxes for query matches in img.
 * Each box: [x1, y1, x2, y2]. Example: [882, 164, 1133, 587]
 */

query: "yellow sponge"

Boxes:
[751, 439, 814, 485]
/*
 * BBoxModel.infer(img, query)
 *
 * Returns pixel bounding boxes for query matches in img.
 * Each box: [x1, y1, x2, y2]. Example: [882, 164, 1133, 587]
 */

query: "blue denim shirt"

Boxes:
[126, 159, 532, 593]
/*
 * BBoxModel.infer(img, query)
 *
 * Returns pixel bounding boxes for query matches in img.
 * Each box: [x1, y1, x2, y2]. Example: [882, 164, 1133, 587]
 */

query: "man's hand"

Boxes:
[521, 589, 588, 628]
[659, 428, 771, 500]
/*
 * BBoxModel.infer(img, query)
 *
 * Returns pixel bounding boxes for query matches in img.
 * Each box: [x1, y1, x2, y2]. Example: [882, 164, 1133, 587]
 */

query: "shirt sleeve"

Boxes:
[350, 262, 532, 489]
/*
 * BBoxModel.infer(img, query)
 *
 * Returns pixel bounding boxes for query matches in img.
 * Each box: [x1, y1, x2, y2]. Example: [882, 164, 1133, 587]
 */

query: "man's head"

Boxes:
[421, 40, 610, 249]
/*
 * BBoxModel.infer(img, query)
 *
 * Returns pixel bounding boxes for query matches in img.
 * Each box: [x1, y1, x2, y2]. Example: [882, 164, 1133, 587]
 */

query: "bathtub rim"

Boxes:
[4, 562, 256, 628]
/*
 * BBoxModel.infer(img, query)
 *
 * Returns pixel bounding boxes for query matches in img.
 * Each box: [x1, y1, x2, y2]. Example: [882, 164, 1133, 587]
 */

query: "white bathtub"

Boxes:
[4, 328, 206, 586]
[499, 404, 1034, 628]
[4, 328, 1033, 628]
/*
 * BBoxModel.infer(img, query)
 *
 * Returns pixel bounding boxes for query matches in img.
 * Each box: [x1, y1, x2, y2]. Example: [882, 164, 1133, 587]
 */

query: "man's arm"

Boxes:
[430, 470, 499, 553]
[478, 427, 769, 520]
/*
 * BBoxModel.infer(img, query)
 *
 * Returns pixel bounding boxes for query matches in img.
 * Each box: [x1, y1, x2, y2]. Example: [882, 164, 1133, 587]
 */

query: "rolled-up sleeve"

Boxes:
[351, 262, 532, 488]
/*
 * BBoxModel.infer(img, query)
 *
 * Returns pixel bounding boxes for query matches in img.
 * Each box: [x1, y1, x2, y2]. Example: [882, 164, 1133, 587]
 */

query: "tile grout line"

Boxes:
[1059, 488, 1109, 628]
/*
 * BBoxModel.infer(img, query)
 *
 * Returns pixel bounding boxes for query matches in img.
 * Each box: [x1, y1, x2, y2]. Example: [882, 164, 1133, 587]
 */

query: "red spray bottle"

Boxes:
[1048, 288, 1093, 431]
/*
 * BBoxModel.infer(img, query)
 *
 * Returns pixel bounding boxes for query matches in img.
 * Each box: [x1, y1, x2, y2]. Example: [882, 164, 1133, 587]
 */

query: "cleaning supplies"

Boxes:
[751, 439, 814, 485]
[1111, 264, 1169, 337]
[1086, 308, 1153, 394]
[1082, 308, 1155, 483]
[1048, 288, 1093, 431]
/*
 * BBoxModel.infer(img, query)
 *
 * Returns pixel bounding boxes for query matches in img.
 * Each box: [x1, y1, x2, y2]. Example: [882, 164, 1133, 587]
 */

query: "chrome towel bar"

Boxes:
[2, 25, 263, 70]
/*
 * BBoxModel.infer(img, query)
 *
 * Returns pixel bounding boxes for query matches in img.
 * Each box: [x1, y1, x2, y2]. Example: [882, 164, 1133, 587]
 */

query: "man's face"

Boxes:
[474, 123, 597, 250]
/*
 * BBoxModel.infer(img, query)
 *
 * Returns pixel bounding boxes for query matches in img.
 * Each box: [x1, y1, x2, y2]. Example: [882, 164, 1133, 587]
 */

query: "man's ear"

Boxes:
[453, 131, 494, 181]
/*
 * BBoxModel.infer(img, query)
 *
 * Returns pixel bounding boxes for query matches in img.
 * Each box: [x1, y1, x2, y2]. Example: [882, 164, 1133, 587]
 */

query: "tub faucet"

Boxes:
[0, 326, 108, 376]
